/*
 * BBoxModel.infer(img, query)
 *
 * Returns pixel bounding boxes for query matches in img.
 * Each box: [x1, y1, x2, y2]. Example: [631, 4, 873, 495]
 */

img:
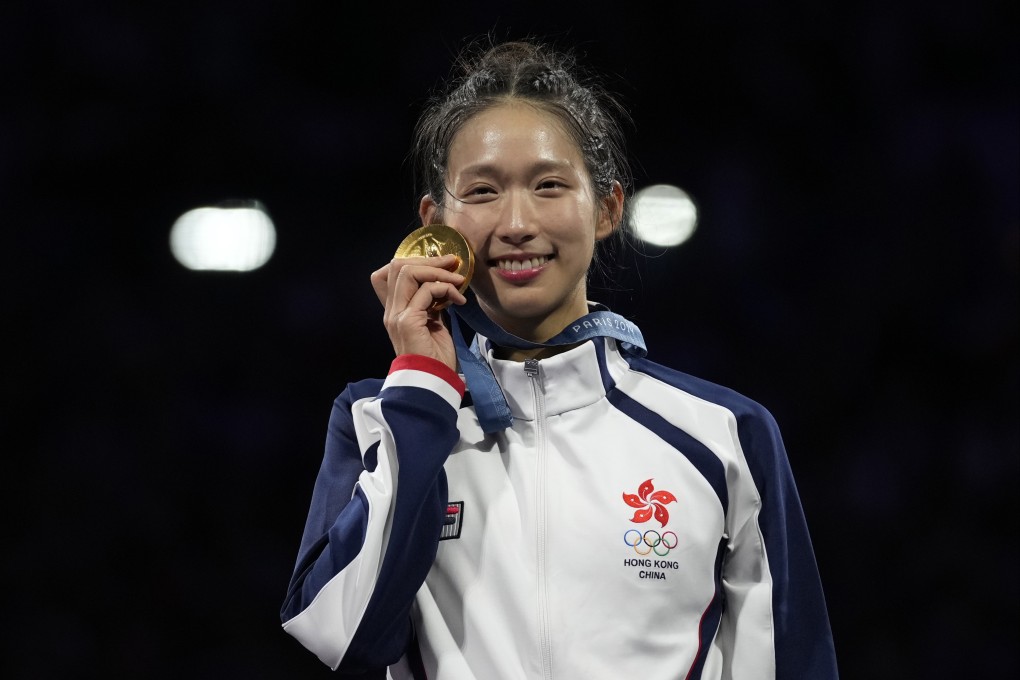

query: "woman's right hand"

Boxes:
[370, 255, 467, 371]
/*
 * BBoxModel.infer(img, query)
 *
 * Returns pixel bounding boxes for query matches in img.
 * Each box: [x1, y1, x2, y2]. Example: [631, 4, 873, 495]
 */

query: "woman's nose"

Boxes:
[495, 192, 537, 243]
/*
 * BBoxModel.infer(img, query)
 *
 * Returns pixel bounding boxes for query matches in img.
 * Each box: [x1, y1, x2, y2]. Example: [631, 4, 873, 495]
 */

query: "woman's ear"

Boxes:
[595, 181, 625, 241]
[419, 194, 440, 226]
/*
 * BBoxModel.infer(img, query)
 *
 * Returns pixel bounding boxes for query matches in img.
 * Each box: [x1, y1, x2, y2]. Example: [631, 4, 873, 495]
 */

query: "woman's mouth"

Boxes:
[491, 255, 552, 282]
[494, 255, 551, 272]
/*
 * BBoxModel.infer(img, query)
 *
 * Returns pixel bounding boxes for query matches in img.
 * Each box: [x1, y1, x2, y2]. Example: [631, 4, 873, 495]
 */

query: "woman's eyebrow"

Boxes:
[456, 159, 576, 180]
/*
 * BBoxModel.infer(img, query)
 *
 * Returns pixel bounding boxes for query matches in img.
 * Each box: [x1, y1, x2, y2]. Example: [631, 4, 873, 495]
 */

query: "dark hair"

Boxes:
[411, 39, 633, 224]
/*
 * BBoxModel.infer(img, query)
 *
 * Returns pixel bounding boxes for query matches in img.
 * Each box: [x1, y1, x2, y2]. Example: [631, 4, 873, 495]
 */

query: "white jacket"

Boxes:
[281, 336, 838, 679]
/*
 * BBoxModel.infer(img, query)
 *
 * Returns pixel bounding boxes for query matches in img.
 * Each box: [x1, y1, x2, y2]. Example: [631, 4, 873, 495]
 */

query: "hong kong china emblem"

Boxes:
[621, 478, 679, 580]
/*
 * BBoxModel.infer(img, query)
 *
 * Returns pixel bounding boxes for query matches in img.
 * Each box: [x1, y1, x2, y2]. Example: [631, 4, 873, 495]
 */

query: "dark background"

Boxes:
[3, 1, 1016, 678]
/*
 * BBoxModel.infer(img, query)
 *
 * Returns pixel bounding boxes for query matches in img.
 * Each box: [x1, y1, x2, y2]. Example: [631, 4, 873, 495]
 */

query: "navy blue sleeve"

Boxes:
[280, 373, 460, 672]
[735, 404, 839, 679]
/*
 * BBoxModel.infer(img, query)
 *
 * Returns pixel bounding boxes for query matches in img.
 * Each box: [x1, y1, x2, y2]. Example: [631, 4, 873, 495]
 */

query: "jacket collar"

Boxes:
[479, 336, 616, 421]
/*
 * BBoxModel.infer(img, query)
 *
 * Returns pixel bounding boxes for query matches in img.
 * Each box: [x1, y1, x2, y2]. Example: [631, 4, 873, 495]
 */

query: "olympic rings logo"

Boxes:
[624, 529, 678, 556]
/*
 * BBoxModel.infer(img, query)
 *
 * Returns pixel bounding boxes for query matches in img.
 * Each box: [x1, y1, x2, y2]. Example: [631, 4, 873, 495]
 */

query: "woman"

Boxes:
[281, 38, 838, 679]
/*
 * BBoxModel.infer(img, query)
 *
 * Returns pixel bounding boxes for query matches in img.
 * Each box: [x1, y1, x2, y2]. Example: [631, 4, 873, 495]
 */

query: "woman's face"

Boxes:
[420, 102, 622, 341]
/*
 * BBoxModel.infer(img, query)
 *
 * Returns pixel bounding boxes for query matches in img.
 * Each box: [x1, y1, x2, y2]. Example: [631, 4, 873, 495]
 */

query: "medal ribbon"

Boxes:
[447, 290, 647, 433]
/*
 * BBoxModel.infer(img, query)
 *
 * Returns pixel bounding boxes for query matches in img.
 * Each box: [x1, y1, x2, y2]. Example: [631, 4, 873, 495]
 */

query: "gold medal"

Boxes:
[394, 223, 474, 311]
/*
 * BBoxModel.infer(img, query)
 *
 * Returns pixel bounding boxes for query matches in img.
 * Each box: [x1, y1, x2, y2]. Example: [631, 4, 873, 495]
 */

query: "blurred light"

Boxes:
[170, 201, 276, 271]
[628, 184, 698, 247]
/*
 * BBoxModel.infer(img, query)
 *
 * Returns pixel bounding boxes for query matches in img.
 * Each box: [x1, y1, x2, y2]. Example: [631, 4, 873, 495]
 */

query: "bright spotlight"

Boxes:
[170, 200, 276, 271]
[628, 184, 698, 247]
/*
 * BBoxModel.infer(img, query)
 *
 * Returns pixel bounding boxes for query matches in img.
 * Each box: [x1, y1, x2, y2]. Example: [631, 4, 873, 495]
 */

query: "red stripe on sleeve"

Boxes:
[389, 354, 466, 398]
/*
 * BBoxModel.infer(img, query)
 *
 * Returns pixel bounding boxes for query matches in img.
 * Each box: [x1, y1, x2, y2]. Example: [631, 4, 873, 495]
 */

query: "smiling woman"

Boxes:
[279, 37, 839, 679]
[419, 102, 623, 345]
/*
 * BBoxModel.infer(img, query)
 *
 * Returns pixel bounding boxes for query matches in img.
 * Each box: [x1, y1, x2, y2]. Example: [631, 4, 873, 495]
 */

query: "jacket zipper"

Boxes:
[524, 358, 553, 679]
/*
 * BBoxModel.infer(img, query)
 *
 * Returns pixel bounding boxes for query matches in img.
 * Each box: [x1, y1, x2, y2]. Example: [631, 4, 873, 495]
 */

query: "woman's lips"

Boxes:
[490, 255, 552, 282]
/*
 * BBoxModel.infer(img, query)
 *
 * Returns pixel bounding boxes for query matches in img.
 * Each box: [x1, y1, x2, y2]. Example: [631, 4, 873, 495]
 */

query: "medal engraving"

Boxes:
[394, 224, 474, 311]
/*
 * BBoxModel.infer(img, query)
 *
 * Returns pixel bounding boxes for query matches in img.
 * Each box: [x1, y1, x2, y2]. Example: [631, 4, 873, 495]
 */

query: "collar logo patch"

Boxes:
[622, 479, 680, 576]
[440, 501, 464, 540]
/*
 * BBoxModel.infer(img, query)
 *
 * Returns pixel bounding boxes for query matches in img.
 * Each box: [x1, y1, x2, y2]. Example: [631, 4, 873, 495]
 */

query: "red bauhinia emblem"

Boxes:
[623, 478, 677, 528]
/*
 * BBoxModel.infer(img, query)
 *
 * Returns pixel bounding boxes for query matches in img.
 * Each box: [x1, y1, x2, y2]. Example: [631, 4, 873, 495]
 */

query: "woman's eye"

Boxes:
[537, 180, 564, 191]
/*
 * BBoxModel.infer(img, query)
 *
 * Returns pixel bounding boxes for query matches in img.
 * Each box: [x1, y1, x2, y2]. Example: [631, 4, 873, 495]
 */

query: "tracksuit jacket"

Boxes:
[280, 334, 839, 679]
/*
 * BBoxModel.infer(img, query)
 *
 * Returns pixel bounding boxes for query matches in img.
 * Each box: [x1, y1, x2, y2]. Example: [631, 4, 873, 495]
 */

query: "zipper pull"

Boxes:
[524, 358, 539, 378]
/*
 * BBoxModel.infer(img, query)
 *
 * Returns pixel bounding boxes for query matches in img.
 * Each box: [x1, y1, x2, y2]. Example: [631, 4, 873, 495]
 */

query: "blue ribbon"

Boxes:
[447, 290, 647, 433]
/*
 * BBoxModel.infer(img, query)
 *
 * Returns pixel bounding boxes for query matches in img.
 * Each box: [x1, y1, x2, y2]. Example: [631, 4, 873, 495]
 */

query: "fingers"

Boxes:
[369, 254, 466, 364]
[417, 279, 467, 312]
[388, 267, 465, 320]
[370, 264, 391, 307]
[373, 255, 465, 311]
[394, 281, 465, 324]
[384, 278, 466, 362]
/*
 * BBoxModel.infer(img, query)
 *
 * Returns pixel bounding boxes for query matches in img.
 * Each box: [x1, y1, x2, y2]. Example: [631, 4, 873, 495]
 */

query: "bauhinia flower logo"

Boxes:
[623, 478, 677, 528]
